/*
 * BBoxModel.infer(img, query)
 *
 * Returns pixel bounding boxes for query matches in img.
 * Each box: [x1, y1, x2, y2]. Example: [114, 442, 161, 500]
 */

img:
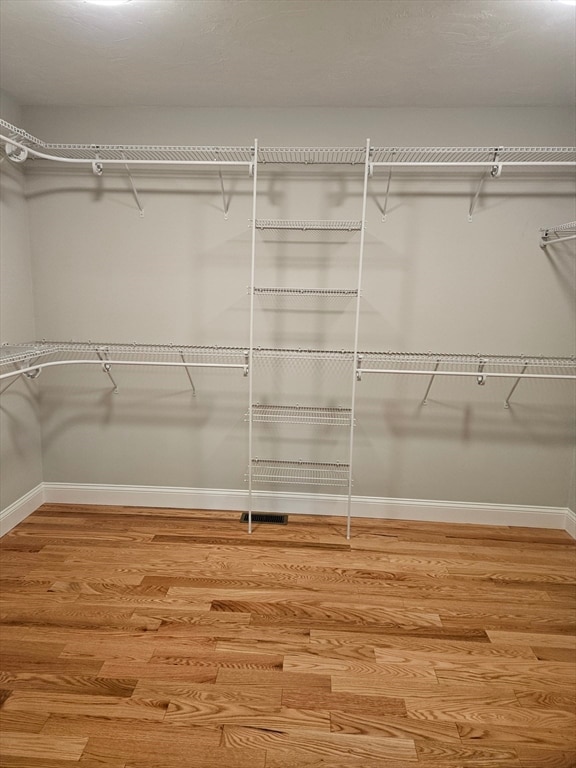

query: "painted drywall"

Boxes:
[0, 90, 43, 511]
[10, 106, 576, 509]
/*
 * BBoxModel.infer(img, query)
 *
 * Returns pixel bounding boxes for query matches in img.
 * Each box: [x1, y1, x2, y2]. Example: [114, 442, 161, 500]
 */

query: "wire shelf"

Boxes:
[258, 147, 366, 165]
[2, 121, 574, 169]
[250, 459, 350, 486]
[255, 219, 362, 231]
[251, 404, 352, 425]
[540, 221, 576, 247]
[0, 341, 250, 382]
[253, 347, 356, 362]
[357, 351, 576, 380]
[370, 146, 576, 165]
[253, 287, 358, 297]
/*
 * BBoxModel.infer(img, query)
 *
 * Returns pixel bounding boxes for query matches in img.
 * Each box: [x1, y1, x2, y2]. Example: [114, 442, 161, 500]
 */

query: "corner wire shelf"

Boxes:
[250, 458, 350, 487]
[0, 341, 250, 395]
[540, 221, 576, 249]
[250, 404, 353, 426]
[0, 119, 254, 167]
[253, 287, 358, 297]
[255, 219, 362, 231]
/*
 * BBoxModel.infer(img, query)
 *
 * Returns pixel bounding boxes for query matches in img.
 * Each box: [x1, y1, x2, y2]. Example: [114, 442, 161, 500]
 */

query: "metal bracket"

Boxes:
[243, 350, 249, 377]
[504, 362, 528, 408]
[179, 352, 196, 396]
[92, 156, 103, 176]
[356, 354, 363, 381]
[122, 154, 144, 217]
[96, 349, 118, 393]
[5, 136, 28, 163]
[422, 360, 441, 405]
[477, 360, 486, 386]
[468, 149, 502, 222]
[218, 170, 230, 219]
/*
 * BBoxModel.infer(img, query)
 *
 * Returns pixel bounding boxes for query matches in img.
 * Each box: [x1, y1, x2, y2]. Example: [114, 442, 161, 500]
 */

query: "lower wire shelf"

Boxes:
[249, 459, 350, 487]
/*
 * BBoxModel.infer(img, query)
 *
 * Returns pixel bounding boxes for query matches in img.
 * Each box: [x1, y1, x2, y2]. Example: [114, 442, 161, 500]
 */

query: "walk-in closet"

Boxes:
[0, 2, 575, 766]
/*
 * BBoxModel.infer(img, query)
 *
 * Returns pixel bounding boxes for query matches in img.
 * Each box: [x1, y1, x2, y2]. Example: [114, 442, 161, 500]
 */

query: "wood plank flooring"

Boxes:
[1, 504, 575, 767]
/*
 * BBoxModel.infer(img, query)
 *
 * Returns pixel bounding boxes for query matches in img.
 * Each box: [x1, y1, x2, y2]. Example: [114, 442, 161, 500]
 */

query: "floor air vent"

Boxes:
[240, 513, 288, 525]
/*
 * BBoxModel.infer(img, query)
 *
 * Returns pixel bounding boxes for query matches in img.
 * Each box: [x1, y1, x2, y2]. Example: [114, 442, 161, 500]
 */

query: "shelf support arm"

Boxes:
[0, 367, 22, 395]
[96, 349, 118, 393]
[179, 352, 196, 396]
[541, 232, 576, 248]
[122, 155, 144, 217]
[504, 363, 528, 408]
[422, 360, 441, 405]
[468, 149, 502, 222]
[218, 170, 230, 220]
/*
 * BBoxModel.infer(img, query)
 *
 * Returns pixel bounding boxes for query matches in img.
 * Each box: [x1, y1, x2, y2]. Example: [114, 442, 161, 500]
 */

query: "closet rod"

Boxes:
[0, 359, 248, 382]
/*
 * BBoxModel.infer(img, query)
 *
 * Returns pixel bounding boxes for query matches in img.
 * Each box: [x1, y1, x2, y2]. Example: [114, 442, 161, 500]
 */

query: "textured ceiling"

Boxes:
[0, 0, 575, 108]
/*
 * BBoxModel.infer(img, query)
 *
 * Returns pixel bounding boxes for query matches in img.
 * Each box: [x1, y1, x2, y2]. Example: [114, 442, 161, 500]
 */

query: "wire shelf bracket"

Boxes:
[540, 221, 576, 249]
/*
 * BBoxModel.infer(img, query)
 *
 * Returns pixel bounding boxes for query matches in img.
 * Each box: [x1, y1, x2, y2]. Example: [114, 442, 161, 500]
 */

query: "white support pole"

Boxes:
[247, 140, 259, 534]
[346, 139, 371, 540]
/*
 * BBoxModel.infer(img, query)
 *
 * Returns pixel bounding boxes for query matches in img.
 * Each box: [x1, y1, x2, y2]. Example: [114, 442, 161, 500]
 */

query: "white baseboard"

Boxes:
[42, 482, 575, 537]
[2, 482, 573, 538]
[0, 484, 45, 536]
[565, 508, 576, 539]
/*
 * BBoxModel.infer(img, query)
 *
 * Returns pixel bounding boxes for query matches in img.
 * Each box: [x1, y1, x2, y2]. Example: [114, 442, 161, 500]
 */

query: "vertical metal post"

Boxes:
[247, 140, 258, 534]
[346, 139, 371, 540]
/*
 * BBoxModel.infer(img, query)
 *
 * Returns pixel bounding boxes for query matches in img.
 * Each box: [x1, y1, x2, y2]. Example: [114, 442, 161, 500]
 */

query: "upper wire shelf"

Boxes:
[3, 121, 572, 169]
[255, 219, 362, 230]
[540, 221, 576, 249]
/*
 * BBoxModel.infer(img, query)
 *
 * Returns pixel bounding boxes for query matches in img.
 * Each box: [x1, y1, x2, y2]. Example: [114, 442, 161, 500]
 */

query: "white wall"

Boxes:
[6, 105, 576, 511]
[0, 91, 43, 511]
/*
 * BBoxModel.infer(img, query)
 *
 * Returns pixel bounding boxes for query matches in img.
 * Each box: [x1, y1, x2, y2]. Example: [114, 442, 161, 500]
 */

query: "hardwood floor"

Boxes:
[0, 504, 574, 767]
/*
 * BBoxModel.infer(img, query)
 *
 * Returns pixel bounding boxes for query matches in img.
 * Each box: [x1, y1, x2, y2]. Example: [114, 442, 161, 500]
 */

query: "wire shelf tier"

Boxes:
[357, 351, 576, 380]
[251, 404, 352, 426]
[255, 219, 362, 231]
[253, 287, 358, 297]
[540, 221, 576, 247]
[2, 122, 574, 168]
[252, 347, 356, 362]
[0, 120, 253, 165]
[258, 147, 366, 164]
[0, 341, 249, 382]
[250, 459, 350, 486]
[370, 146, 576, 165]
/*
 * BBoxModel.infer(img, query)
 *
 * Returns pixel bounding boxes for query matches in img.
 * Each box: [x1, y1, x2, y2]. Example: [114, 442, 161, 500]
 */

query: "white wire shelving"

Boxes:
[253, 287, 358, 297]
[250, 404, 353, 426]
[2, 121, 574, 170]
[250, 459, 350, 487]
[540, 221, 576, 249]
[0, 341, 249, 395]
[356, 351, 576, 408]
[255, 219, 362, 231]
